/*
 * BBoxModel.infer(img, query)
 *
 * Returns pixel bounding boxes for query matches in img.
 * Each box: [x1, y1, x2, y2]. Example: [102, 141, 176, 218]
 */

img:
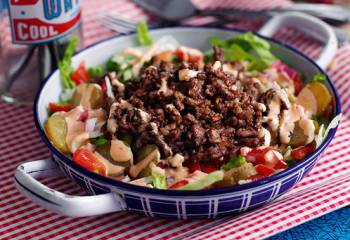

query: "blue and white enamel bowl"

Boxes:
[15, 12, 341, 219]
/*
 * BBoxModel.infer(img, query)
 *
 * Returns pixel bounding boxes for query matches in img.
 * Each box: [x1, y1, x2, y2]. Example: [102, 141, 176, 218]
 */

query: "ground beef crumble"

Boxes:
[107, 56, 265, 165]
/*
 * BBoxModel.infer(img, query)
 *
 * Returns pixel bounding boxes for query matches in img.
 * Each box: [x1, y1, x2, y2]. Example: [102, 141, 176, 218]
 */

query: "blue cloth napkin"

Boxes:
[269, 207, 350, 240]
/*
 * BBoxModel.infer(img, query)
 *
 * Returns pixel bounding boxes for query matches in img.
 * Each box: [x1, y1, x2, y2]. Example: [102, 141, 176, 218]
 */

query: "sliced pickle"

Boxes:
[308, 82, 332, 116]
[121, 134, 133, 147]
[72, 83, 103, 109]
[95, 141, 130, 168]
[296, 86, 317, 115]
[45, 114, 70, 154]
[136, 144, 160, 178]
[214, 163, 257, 188]
[289, 121, 308, 147]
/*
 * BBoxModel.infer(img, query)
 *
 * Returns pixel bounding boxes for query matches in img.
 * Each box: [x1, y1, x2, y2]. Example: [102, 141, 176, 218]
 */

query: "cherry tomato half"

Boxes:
[291, 142, 316, 160]
[73, 148, 106, 176]
[169, 179, 189, 189]
[49, 102, 73, 113]
[71, 62, 90, 85]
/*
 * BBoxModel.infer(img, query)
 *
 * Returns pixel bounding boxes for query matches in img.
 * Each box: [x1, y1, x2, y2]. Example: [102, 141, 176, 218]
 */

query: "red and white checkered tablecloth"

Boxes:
[1, 0, 350, 239]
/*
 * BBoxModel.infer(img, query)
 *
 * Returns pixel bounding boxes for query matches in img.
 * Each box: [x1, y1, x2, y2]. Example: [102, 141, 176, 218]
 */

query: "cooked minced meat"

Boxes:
[107, 58, 265, 165]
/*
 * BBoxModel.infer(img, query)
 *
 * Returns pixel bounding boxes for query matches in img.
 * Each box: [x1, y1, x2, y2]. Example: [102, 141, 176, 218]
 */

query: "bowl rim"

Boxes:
[34, 26, 341, 197]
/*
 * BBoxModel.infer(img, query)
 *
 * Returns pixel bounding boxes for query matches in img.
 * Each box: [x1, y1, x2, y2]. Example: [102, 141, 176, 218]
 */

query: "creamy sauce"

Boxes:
[107, 100, 133, 134]
[129, 149, 160, 178]
[212, 61, 221, 71]
[223, 63, 238, 78]
[136, 108, 150, 122]
[88, 108, 106, 122]
[59, 106, 107, 153]
[110, 75, 125, 97]
[132, 45, 158, 76]
[168, 154, 184, 168]
[60, 106, 88, 153]
[75, 83, 102, 109]
[261, 128, 271, 146]
[94, 152, 125, 176]
[265, 95, 281, 132]
[110, 139, 133, 163]
[178, 69, 199, 81]
[279, 104, 310, 144]
[299, 119, 316, 144]
[272, 82, 291, 109]
[158, 76, 171, 96]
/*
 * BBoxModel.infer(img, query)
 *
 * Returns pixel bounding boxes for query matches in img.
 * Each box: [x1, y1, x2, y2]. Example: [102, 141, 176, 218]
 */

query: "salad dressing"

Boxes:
[94, 152, 125, 176]
[129, 149, 160, 178]
[110, 139, 133, 163]
[279, 104, 310, 144]
[266, 95, 281, 132]
[299, 119, 316, 144]
[60, 107, 88, 152]
[75, 83, 102, 109]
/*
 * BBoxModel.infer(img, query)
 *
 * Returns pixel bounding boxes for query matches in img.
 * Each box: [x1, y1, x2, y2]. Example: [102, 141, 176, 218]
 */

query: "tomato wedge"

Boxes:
[255, 164, 276, 177]
[274, 159, 288, 170]
[100, 80, 107, 97]
[201, 164, 218, 174]
[245, 147, 271, 164]
[169, 179, 189, 189]
[73, 148, 106, 176]
[291, 142, 315, 160]
[185, 162, 201, 173]
[71, 62, 90, 85]
[49, 102, 73, 113]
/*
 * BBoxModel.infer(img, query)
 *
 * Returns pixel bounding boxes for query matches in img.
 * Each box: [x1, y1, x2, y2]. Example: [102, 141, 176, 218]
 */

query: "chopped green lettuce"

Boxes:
[282, 146, 294, 161]
[208, 32, 277, 71]
[106, 54, 135, 82]
[88, 66, 104, 78]
[58, 36, 78, 89]
[312, 73, 326, 82]
[136, 21, 153, 46]
[178, 171, 224, 190]
[150, 163, 167, 189]
[315, 114, 342, 148]
[91, 136, 107, 147]
[221, 154, 246, 171]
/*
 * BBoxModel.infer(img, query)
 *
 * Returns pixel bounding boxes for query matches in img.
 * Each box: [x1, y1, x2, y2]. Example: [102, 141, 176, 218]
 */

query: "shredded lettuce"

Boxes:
[106, 55, 135, 82]
[136, 21, 153, 46]
[315, 114, 342, 148]
[91, 136, 107, 147]
[150, 163, 167, 189]
[59, 88, 75, 102]
[221, 154, 246, 171]
[282, 146, 294, 161]
[58, 36, 78, 89]
[208, 32, 277, 71]
[178, 171, 224, 190]
[312, 73, 326, 82]
[88, 66, 104, 78]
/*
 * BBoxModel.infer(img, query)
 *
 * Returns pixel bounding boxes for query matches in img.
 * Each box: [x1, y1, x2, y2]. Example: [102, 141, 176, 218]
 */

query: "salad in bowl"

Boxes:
[44, 22, 340, 191]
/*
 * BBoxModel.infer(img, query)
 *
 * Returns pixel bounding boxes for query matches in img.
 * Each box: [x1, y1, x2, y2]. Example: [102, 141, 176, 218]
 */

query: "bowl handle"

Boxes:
[14, 158, 126, 217]
[258, 12, 338, 70]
